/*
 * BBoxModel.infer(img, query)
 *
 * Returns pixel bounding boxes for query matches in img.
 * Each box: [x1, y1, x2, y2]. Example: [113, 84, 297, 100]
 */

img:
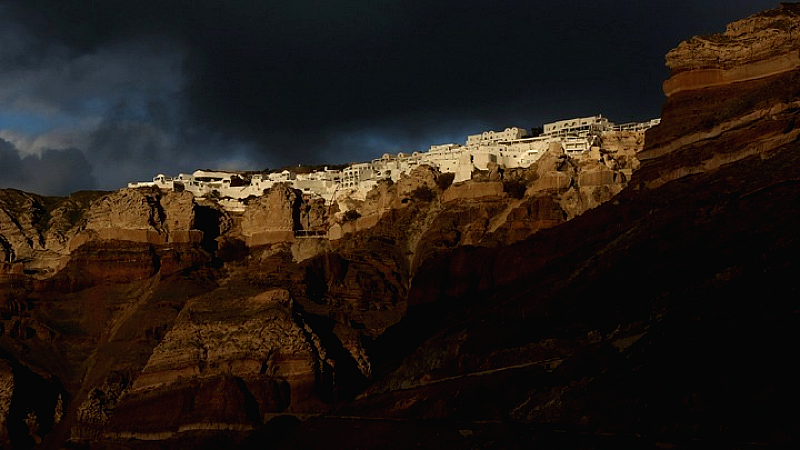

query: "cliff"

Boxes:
[2, 4, 800, 449]
[0, 132, 640, 449]
[641, 3, 800, 188]
[322, 4, 800, 448]
[663, 4, 800, 96]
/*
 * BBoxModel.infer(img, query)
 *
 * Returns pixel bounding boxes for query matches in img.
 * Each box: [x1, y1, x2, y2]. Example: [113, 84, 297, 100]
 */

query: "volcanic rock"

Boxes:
[240, 184, 301, 246]
[330, 5, 800, 448]
[101, 287, 325, 438]
[8, 6, 799, 450]
[664, 4, 800, 96]
[641, 3, 800, 188]
[0, 190, 103, 276]
[78, 188, 202, 246]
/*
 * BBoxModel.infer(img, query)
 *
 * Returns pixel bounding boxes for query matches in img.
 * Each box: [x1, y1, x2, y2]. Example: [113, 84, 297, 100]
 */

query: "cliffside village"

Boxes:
[128, 114, 660, 210]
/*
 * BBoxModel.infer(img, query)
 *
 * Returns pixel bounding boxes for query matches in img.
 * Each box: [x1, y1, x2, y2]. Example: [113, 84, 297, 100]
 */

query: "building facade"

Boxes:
[128, 114, 659, 209]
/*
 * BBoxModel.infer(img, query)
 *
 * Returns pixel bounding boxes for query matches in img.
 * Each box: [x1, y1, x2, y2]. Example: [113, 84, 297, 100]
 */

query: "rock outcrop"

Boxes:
[331, 134, 639, 253]
[0, 131, 639, 449]
[18, 6, 800, 449]
[640, 3, 800, 188]
[78, 188, 202, 246]
[326, 5, 800, 449]
[98, 288, 323, 439]
[0, 188, 214, 282]
[240, 184, 301, 246]
[663, 4, 800, 96]
[0, 190, 104, 276]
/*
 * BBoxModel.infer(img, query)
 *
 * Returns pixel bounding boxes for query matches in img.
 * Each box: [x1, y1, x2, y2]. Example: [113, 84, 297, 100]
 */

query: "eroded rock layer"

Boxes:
[0, 128, 640, 448]
[641, 3, 800, 188]
[663, 4, 800, 96]
[98, 288, 321, 439]
[5, 5, 799, 449]
[322, 5, 800, 449]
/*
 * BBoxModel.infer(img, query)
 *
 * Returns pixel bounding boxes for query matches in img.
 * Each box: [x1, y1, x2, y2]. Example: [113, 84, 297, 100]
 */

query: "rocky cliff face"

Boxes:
[240, 184, 301, 246]
[78, 188, 204, 246]
[0, 190, 105, 277]
[94, 288, 324, 440]
[334, 132, 639, 254]
[663, 4, 800, 96]
[324, 4, 800, 448]
[3, 4, 799, 448]
[641, 3, 800, 189]
[0, 130, 639, 448]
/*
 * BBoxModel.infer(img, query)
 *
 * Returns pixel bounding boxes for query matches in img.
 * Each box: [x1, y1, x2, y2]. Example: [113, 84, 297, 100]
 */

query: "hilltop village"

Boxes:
[4, 5, 800, 448]
[128, 114, 660, 210]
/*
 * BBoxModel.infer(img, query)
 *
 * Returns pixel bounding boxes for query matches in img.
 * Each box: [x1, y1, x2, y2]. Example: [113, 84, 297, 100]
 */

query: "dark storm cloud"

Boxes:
[0, 138, 96, 195]
[82, 96, 261, 188]
[0, 0, 785, 194]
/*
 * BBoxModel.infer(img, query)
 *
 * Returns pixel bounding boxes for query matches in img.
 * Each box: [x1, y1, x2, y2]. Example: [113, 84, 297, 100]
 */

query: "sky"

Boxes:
[0, 0, 785, 195]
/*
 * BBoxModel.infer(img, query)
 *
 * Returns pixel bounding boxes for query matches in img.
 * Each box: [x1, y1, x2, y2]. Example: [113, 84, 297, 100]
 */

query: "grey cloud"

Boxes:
[0, 39, 185, 118]
[80, 96, 267, 190]
[0, 139, 25, 183]
[0, 138, 97, 195]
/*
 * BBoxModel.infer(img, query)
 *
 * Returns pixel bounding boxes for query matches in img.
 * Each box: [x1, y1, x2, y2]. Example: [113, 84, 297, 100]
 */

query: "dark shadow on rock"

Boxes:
[233, 376, 263, 425]
[237, 415, 302, 450]
[194, 204, 223, 255]
[297, 310, 368, 402]
[2, 350, 65, 450]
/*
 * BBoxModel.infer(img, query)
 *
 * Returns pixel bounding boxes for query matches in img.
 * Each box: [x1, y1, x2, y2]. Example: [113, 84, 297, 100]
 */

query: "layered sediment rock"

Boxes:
[442, 181, 505, 202]
[101, 288, 324, 438]
[78, 188, 202, 246]
[0, 190, 103, 276]
[0, 128, 641, 449]
[240, 184, 301, 246]
[1, 33, 642, 450]
[0, 191, 49, 264]
[0, 4, 792, 448]
[337, 5, 800, 448]
[640, 3, 800, 188]
[133, 289, 317, 393]
[663, 4, 800, 96]
[0, 188, 211, 281]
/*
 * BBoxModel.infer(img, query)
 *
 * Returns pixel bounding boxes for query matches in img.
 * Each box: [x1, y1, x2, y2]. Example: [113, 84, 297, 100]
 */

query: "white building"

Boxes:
[341, 162, 374, 189]
[611, 118, 662, 131]
[466, 127, 529, 146]
[268, 170, 296, 182]
[126, 113, 660, 209]
[127, 174, 175, 190]
[542, 115, 612, 137]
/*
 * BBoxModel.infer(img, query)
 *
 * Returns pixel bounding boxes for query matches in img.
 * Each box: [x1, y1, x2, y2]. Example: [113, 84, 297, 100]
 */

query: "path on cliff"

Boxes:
[376, 356, 564, 395]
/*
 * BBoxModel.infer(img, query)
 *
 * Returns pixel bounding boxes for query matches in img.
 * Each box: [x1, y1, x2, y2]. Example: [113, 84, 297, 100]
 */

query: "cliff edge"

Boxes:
[2, 4, 800, 449]
[640, 2, 800, 188]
